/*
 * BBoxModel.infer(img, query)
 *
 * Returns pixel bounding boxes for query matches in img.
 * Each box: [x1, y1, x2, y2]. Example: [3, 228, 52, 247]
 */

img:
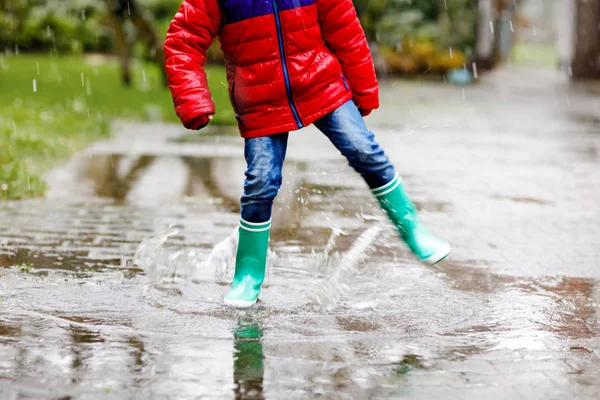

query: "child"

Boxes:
[165, 0, 451, 307]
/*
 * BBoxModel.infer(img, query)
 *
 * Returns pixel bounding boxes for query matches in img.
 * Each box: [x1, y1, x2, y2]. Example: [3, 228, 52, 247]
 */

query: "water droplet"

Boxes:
[33, 79, 37, 92]
[312, 224, 384, 309]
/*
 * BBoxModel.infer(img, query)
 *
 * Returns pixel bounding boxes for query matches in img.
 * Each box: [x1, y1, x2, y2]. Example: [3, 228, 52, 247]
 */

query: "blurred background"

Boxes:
[0, 0, 598, 200]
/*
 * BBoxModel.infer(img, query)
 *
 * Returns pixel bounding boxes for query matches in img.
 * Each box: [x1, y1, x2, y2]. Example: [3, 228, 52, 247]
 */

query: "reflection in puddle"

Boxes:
[1, 149, 599, 398]
[233, 320, 265, 400]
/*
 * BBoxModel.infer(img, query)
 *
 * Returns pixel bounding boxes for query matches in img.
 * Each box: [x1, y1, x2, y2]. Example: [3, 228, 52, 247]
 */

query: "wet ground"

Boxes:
[1, 67, 600, 399]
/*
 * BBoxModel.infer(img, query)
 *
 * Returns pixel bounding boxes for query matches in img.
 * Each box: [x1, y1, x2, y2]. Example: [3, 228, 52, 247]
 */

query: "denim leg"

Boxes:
[313, 100, 396, 189]
[240, 132, 289, 223]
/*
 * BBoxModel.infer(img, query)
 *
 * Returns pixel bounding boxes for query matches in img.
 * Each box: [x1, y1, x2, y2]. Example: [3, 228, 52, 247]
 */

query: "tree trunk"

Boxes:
[105, 10, 132, 86]
[555, 0, 576, 72]
[474, 0, 497, 69]
[572, 0, 600, 78]
[105, 0, 168, 86]
[130, 10, 168, 86]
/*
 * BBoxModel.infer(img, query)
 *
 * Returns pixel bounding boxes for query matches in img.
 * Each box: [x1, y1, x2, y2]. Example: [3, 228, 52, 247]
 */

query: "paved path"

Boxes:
[1, 67, 599, 399]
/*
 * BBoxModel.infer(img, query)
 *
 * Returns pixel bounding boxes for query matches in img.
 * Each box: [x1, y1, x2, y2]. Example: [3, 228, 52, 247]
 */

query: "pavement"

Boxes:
[1, 66, 600, 399]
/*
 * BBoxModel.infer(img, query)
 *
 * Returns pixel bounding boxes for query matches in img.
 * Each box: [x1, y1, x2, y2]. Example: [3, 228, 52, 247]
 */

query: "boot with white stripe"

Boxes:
[373, 176, 451, 265]
[224, 218, 271, 308]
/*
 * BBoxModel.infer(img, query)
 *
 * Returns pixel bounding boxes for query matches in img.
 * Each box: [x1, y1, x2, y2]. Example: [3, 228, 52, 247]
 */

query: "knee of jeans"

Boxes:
[243, 171, 282, 202]
[347, 140, 390, 169]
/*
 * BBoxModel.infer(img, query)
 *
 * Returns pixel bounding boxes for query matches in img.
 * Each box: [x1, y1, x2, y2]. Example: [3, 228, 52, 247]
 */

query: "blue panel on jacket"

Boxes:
[222, 0, 315, 25]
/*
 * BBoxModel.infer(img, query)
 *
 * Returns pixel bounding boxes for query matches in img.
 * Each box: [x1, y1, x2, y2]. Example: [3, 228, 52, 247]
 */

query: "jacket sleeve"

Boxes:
[316, 0, 379, 112]
[164, 0, 221, 129]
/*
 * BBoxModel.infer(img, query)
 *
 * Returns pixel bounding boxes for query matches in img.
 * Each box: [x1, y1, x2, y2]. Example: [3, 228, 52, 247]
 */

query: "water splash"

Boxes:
[133, 221, 386, 310]
[312, 223, 385, 309]
[133, 226, 203, 282]
[210, 227, 238, 284]
[133, 225, 239, 285]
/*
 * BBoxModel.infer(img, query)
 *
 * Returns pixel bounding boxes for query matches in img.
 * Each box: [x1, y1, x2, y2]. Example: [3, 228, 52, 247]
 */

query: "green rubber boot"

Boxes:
[224, 219, 271, 308]
[373, 175, 451, 265]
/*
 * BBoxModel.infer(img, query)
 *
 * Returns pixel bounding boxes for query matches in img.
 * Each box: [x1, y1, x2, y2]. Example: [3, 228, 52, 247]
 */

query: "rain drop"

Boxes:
[33, 79, 37, 92]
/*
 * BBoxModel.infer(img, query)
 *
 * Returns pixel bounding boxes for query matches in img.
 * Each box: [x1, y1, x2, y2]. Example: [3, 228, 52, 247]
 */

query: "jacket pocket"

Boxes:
[229, 81, 244, 127]
[341, 74, 349, 90]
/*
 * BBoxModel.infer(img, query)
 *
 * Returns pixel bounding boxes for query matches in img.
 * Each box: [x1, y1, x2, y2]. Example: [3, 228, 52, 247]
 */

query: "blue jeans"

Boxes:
[241, 100, 396, 223]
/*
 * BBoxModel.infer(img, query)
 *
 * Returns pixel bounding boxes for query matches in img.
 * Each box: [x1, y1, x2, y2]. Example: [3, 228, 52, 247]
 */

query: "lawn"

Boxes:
[510, 42, 557, 68]
[0, 54, 233, 200]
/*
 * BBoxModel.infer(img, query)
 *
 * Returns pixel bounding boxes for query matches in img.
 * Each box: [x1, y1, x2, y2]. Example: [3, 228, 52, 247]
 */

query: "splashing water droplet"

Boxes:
[208, 227, 238, 283]
[312, 224, 384, 309]
[134, 226, 238, 286]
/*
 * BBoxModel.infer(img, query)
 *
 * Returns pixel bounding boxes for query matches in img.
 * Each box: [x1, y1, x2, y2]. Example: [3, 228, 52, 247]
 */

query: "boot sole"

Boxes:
[223, 298, 258, 308]
[421, 243, 452, 266]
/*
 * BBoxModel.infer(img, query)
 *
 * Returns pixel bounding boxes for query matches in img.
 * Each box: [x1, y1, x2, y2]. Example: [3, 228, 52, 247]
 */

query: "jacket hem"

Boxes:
[301, 92, 354, 127]
[239, 92, 353, 138]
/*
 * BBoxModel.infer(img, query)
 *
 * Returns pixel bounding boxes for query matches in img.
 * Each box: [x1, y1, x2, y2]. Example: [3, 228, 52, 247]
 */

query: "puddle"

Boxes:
[492, 194, 555, 205]
[1, 140, 600, 398]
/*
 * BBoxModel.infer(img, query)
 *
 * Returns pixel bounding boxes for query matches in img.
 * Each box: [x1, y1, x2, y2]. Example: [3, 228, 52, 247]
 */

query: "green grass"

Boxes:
[510, 42, 557, 68]
[0, 54, 233, 200]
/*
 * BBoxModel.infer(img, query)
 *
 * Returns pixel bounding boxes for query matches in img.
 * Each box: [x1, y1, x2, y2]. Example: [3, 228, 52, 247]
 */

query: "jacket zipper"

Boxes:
[270, 0, 303, 129]
[230, 81, 244, 127]
[341, 74, 349, 90]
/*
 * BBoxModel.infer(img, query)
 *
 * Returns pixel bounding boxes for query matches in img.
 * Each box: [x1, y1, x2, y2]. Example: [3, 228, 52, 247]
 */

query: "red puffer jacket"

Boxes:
[164, 0, 379, 138]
